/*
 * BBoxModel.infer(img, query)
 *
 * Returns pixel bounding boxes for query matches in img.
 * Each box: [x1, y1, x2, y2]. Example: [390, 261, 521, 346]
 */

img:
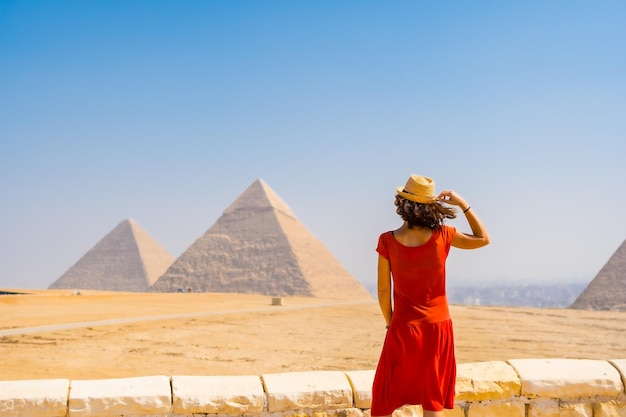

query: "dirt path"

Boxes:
[0, 299, 370, 336]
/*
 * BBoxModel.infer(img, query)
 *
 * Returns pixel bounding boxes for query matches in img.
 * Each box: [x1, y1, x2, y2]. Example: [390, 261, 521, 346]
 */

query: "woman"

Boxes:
[371, 174, 490, 417]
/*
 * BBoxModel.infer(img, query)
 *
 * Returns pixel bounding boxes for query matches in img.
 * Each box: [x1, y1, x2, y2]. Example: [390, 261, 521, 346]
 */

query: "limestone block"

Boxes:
[0, 378, 69, 417]
[392, 404, 422, 417]
[388, 404, 463, 417]
[392, 405, 463, 417]
[443, 406, 465, 417]
[508, 358, 624, 399]
[610, 359, 626, 390]
[319, 409, 368, 417]
[351, 408, 369, 417]
[594, 400, 626, 417]
[171, 375, 264, 414]
[309, 410, 366, 417]
[528, 400, 592, 417]
[262, 371, 353, 412]
[466, 400, 525, 417]
[346, 408, 372, 417]
[69, 375, 171, 417]
[455, 361, 521, 402]
[344, 370, 374, 409]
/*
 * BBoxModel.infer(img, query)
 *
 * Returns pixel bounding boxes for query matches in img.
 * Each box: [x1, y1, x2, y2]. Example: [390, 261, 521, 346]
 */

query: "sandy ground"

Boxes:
[1, 289, 625, 381]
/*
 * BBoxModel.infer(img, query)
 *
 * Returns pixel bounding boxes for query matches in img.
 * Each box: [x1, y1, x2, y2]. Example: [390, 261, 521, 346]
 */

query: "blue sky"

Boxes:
[1, 1, 624, 292]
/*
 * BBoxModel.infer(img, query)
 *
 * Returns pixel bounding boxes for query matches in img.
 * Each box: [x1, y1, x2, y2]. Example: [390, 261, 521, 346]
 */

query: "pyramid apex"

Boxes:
[223, 179, 295, 218]
[115, 218, 136, 227]
[126, 218, 142, 229]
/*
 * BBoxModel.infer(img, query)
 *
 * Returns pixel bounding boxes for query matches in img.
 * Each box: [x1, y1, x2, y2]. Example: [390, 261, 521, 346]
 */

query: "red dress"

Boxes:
[371, 225, 457, 414]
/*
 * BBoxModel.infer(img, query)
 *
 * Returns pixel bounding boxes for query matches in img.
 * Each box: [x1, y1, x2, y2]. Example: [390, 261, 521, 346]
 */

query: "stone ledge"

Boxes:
[69, 375, 172, 417]
[456, 360, 521, 402]
[261, 370, 353, 412]
[0, 378, 69, 417]
[1, 359, 625, 417]
[467, 399, 526, 417]
[345, 370, 375, 409]
[610, 359, 626, 388]
[508, 358, 624, 399]
[171, 375, 264, 414]
[594, 399, 626, 417]
[527, 399, 593, 417]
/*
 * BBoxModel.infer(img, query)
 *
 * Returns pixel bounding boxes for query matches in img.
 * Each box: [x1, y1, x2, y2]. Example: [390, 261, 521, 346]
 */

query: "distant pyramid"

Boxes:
[570, 239, 626, 311]
[49, 219, 174, 292]
[150, 179, 372, 299]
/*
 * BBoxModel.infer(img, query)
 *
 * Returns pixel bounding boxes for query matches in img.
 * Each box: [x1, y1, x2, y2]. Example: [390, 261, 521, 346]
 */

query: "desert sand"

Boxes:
[1, 289, 625, 381]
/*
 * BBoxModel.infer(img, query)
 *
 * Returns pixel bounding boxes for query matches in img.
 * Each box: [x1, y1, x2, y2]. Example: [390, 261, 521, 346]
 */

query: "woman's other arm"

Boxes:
[438, 190, 490, 249]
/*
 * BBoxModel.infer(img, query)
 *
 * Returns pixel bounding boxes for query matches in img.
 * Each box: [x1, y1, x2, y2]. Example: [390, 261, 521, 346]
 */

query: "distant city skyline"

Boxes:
[1, 1, 625, 291]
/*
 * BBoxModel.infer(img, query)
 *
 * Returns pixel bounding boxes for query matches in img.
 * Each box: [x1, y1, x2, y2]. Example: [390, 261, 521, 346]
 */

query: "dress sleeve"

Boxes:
[443, 225, 456, 247]
[376, 232, 389, 259]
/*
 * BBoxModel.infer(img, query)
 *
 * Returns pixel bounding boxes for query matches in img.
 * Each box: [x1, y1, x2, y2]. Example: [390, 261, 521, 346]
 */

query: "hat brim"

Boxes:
[396, 187, 437, 204]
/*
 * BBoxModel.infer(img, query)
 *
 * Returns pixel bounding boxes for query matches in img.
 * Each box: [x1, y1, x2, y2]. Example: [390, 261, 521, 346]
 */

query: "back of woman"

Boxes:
[371, 175, 490, 417]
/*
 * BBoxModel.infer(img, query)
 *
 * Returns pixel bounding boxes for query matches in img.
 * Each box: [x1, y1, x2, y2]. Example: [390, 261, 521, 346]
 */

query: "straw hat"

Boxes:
[396, 175, 437, 204]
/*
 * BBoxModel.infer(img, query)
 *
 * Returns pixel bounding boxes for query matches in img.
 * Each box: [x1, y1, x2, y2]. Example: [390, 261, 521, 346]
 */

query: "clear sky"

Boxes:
[1, 1, 624, 292]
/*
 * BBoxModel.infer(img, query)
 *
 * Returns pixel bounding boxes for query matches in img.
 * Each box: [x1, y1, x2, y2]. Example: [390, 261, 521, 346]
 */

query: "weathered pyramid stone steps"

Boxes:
[149, 179, 371, 299]
[2, 358, 625, 417]
[49, 219, 174, 292]
[571, 238, 626, 311]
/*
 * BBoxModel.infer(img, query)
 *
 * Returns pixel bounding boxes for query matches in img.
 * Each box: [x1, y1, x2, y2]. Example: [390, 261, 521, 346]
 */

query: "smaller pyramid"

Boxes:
[49, 219, 174, 292]
[570, 239, 626, 311]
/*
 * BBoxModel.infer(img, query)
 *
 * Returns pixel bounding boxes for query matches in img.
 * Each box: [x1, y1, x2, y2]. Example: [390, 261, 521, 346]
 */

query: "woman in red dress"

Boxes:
[371, 175, 490, 417]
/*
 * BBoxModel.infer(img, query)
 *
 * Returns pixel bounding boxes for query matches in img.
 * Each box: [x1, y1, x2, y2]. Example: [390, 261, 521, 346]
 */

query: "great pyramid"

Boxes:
[570, 238, 626, 311]
[49, 219, 174, 292]
[150, 179, 372, 299]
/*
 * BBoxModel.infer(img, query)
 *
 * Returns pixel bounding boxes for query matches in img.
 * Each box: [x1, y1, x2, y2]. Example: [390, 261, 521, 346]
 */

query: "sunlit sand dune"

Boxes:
[1, 290, 625, 381]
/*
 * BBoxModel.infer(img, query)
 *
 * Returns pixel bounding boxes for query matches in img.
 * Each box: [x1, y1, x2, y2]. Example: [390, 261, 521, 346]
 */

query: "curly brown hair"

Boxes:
[394, 195, 457, 229]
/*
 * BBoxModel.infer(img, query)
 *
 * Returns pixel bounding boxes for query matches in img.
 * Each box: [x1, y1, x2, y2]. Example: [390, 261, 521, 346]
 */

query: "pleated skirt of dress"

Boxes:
[370, 319, 456, 415]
